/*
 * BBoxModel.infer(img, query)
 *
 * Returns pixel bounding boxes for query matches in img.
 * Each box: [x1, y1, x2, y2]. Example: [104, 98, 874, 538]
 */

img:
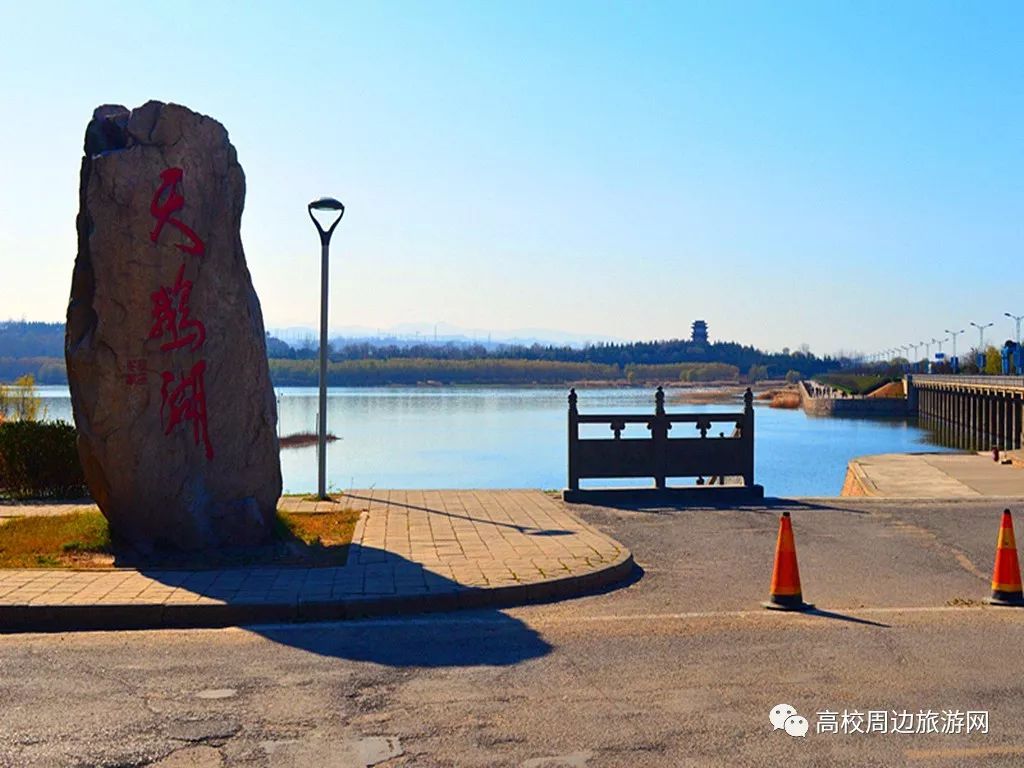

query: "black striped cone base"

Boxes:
[763, 594, 815, 612]
[986, 590, 1024, 607]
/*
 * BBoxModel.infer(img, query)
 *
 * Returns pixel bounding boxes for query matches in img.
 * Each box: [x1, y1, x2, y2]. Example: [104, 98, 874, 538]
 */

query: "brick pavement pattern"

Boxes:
[0, 490, 632, 630]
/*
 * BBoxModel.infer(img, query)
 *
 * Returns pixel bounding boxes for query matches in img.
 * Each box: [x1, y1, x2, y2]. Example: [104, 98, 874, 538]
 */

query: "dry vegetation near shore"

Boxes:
[279, 432, 340, 449]
[0, 507, 360, 568]
[769, 390, 802, 409]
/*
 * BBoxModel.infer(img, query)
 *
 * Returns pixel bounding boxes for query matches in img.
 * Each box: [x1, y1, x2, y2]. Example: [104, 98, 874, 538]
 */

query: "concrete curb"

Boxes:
[0, 551, 636, 633]
[840, 460, 878, 497]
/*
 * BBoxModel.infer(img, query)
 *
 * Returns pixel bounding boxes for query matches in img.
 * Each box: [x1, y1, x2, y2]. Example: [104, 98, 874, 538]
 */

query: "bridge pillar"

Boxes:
[1011, 397, 1019, 450]
[905, 376, 918, 415]
[988, 393, 997, 449]
[954, 393, 962, 448]
[1008, 396, 1014, 450]
[972, 391, 981, 450]
[1010, 395, 1016, 449]
[983, 393, 991, 448]
[997, 394, 1005, 449]
[1000, 394, 1006, 449]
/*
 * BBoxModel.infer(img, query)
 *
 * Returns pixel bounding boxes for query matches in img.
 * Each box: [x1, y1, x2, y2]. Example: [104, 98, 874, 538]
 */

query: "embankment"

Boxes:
[799, 381, 908, 417]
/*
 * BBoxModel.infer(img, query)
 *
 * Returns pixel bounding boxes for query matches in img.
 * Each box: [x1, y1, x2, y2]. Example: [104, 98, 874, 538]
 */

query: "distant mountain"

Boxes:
[268, 322, 624, 350]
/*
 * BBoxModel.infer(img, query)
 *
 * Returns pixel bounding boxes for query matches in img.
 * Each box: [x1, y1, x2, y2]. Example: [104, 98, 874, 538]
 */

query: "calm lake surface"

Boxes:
[37, 386, 953, 497]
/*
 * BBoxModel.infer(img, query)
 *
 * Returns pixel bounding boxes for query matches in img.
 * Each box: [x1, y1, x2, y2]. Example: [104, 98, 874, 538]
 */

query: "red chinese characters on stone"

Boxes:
[160, 360, 214, 460]
[149, 167, 206, 256]
[148, 263, 206, 352]
[124, 358, 148, 386]
[146, 166, 215, 460]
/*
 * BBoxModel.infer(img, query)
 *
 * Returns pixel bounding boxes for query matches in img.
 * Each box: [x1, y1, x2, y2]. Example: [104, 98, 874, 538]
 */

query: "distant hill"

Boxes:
[0, 321, 64, 358]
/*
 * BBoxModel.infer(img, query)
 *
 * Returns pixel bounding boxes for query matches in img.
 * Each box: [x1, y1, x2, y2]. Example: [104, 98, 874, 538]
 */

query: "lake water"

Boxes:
[35, 386, 953, 497]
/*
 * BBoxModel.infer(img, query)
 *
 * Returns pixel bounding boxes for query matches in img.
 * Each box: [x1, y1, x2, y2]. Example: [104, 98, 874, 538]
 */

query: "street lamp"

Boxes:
[308, 196, 345, 500]
[1005, 312, 1024, 347]
[945, 329, 964, 359]
[970, 321, 993, 374]
[970, 321, 993, 349]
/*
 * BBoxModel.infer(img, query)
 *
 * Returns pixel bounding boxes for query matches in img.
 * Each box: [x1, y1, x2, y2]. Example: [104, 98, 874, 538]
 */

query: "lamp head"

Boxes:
[308, 197, 345, 244]
[309, 197, 345, 211]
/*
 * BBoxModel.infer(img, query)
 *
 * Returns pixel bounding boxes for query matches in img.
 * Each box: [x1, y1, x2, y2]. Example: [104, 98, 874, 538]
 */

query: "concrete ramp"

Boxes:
[842, 452, 1024, 498]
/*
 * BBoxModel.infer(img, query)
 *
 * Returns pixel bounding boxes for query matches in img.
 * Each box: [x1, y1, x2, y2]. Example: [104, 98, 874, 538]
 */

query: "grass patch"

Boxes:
[300, 493, 345, 502]
[0, 506, 361, 569]
[0, 511, 112, 568]
[277, 508, 361, 549]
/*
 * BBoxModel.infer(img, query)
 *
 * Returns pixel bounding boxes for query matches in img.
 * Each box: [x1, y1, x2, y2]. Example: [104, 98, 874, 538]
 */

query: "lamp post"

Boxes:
[946, 328, 964, 360]
[308, 196, 345, 500]
[1005, 312, 1024, 348]
[971, 321, 993, 350]
[970, 321, 993, 374]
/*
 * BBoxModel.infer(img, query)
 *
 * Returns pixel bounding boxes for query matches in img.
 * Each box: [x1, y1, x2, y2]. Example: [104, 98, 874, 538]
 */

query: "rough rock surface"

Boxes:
[66, 101, 281, 551]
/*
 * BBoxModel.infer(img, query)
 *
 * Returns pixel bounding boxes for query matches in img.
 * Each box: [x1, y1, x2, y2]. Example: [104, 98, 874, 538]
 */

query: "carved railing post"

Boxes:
[568, 388, 579, 491]
[743, 387, 755, 487]
[652, 386, 668, 489]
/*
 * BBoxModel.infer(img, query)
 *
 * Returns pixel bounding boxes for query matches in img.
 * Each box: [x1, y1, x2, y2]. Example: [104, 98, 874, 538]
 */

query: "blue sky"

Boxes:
[0, 1, 1020, 355]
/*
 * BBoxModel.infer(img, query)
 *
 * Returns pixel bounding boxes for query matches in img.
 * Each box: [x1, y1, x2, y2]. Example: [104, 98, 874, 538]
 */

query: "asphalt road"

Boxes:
[3, 497, 1024, 767]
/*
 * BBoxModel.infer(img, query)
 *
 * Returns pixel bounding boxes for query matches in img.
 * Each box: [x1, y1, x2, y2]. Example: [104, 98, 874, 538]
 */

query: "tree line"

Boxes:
[0, 320, 836, 384]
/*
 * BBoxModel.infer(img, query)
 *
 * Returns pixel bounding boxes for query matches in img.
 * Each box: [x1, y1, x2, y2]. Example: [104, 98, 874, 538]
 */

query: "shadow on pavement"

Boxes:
[136, 541, 556, 667]
[804, 607, 891, 628]
[568, 496, 871, 514]
[343, 492, 574, 536]
[257, 611, 553, 667]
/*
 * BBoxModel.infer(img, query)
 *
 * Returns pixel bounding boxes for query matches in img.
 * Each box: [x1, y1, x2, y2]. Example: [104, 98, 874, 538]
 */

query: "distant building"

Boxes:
[691, 320, 708, 345]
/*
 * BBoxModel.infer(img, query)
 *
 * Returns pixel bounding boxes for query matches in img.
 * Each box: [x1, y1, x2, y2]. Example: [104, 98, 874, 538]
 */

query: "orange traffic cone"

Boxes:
[987, 509, 1024, 607]
[764, 512, 813, 611]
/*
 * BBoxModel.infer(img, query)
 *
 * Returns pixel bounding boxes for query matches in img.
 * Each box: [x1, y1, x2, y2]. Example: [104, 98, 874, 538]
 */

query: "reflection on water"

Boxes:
[36, 386, 953, 496]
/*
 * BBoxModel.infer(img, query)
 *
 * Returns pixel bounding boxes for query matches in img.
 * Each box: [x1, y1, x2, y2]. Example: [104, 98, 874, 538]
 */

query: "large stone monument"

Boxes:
[66, 101, 282, 551]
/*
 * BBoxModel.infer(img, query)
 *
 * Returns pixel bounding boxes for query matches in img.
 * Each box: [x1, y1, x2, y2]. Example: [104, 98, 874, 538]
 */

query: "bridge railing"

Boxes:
[911, 374, 1024, 388]
[567, 386, 756, 493]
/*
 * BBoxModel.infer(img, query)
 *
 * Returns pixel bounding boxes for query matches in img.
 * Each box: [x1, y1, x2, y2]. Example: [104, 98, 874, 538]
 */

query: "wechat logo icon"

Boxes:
[770, 704, 809, 738]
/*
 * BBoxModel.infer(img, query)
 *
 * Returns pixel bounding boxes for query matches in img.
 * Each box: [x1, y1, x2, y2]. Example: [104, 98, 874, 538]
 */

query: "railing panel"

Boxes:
[567, 386, 756, 493]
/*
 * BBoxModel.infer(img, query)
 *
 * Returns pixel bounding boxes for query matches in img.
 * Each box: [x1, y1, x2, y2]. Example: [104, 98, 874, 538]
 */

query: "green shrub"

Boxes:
[785, 370, 802, 384]
[0, 420, 87, 500]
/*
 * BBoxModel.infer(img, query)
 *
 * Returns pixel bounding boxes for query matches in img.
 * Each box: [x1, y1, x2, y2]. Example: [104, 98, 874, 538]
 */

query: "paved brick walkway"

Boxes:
[0, 490, 632, 631]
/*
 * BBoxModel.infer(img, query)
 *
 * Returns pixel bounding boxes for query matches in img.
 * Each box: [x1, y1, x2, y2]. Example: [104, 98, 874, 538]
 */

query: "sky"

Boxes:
[0, 1, 1021, 356]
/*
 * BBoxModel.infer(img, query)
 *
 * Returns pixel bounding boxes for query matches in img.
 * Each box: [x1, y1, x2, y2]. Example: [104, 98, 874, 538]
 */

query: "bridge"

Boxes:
[907, 374, 1024, 451]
